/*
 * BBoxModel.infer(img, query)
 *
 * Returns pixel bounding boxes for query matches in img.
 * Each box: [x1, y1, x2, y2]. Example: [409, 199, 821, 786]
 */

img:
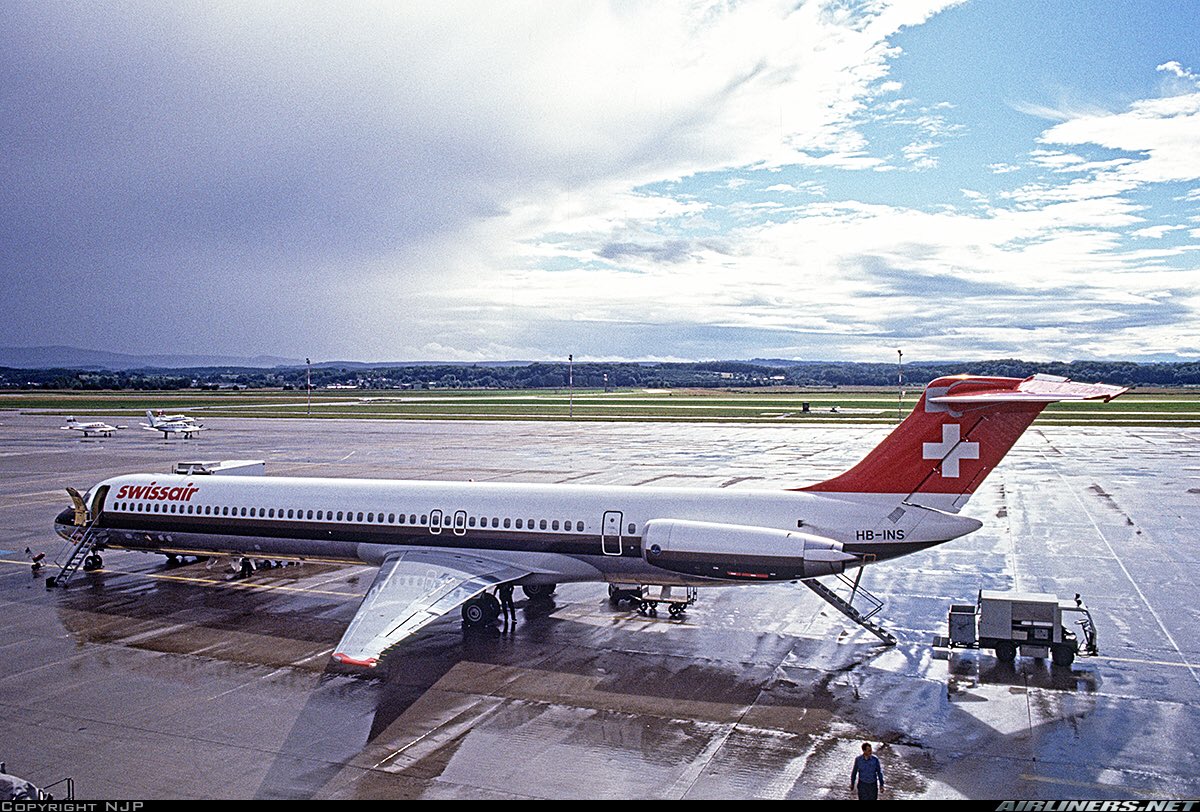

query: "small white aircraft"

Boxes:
[141, 410, 205, 439]
[60, 417, 124, 438]
[150, 410, 196, 423]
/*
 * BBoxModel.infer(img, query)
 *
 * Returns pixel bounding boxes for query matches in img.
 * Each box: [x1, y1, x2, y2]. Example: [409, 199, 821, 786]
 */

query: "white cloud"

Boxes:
[1038, 82, 1200, 186]
[1132, 225, 1187, 239]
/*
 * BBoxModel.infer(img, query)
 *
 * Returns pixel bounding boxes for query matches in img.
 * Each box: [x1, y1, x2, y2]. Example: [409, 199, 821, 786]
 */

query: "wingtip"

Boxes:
[332, 652, 378, 668]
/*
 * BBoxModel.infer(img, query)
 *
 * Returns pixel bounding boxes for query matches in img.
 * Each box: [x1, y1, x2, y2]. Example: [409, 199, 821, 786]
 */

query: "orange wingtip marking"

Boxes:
[332, 652, 378, 667]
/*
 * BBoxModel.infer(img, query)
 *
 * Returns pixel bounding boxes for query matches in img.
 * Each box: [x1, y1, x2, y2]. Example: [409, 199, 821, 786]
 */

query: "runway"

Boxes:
[1, 414, 1197, 799]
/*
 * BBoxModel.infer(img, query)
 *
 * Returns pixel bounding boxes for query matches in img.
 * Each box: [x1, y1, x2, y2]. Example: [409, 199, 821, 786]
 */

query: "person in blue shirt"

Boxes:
[851, 742, 885, 800]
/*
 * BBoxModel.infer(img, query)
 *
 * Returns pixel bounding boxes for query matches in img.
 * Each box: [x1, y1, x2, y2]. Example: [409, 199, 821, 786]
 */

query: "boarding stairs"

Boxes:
[804, 566, 897, 645]
[46, 488, 102, 589]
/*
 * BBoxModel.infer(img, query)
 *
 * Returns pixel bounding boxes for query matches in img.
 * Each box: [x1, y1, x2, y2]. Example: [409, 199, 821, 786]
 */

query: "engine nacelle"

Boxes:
[641, 519, 858, 581]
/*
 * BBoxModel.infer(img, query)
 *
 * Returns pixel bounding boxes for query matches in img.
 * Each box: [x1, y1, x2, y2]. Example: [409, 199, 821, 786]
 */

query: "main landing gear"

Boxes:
[521, 583, 556, 601]
[462, 593, 501, 626]
[461, 583, 558, 627]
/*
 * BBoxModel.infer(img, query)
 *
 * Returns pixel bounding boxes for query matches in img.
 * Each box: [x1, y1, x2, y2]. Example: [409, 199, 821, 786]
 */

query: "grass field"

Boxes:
[4, 387, 1199, 427]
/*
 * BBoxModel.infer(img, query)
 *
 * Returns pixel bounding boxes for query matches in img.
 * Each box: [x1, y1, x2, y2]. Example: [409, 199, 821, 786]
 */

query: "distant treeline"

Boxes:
[3, 359, 1200, 391]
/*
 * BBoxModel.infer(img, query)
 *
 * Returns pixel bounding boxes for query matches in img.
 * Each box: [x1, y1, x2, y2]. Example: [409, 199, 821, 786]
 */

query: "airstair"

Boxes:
[45, 487, 103, 589]
[804, 566, 897, 645]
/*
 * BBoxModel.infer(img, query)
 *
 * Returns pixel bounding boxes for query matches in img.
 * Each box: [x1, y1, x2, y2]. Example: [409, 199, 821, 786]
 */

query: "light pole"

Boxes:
[896, 349, 903, 423]
[306, 358, 311, 417]
[568, 354, 574, 419]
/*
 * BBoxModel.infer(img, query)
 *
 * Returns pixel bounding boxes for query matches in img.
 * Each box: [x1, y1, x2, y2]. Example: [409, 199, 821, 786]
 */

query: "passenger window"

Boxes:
[540, 519, 547, 530]
[307, 510, 313, 519]
[503, 518, 511, 528]
[627, 523, 635, 534]
[576, 521, 584, 531]
[552, 520, 559, 530]
[491, 518, 499, 528]
[528, 518, 534, 529]
[421, 514, 427, 524]
[469, 517, 476, 527]
[316, 510, 323, 520]
[388, 513, 395, 523]
[357, 512, 364, 522]
[223, 506, 230, 516]
[516, 519, 523, 529]
[367, 512, 374, 522]
[267, 508, 274, 518]
[398, 514, 405, 524]
[410, 514, 417, 524]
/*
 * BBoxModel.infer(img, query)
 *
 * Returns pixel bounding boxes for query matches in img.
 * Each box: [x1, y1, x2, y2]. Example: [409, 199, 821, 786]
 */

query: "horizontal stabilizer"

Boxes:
[928, 374, 1128, 406]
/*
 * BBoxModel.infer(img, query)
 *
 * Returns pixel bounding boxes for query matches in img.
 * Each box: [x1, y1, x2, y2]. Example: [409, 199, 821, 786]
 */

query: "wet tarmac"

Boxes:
[0, 414, 1197, 799]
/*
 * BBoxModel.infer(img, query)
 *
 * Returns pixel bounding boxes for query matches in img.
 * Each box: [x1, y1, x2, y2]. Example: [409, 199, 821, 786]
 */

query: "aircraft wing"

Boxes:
[332, 549, 530, 667]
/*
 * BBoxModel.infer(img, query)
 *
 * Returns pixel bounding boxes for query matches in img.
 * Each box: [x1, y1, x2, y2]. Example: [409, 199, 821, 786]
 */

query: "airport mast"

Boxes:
[306, 357, 312, 417]
[896, 348, 903, 422]
[568, 354, 573, 419]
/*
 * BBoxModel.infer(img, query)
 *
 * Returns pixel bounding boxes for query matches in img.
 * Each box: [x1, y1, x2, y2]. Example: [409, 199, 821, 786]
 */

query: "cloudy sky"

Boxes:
[2, 1, 1198, 362]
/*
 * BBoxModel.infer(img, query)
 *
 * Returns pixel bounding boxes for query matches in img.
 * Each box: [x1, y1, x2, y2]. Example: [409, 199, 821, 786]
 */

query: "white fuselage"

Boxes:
[58, 473, 982, 586]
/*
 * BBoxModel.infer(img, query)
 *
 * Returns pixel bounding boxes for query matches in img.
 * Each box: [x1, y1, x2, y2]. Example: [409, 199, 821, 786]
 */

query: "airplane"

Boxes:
[141, 410, 205, 439]
[60, 417, 124, 438]
[151, 409, 198, 423]
[53, 373, 1126, 668]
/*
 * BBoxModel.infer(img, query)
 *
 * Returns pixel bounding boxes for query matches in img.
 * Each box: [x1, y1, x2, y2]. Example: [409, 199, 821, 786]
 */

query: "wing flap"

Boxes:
[332, 549, 530, 667]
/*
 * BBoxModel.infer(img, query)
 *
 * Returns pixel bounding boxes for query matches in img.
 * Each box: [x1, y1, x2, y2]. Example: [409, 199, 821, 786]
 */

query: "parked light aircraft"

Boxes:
[54, 374, 1125, 667]
[141, 410, 205, 439]
[60, 417, 124, 438]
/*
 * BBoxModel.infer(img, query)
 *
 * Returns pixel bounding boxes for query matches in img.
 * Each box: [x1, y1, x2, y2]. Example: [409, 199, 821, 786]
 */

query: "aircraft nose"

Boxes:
[54, 507, 76, 539]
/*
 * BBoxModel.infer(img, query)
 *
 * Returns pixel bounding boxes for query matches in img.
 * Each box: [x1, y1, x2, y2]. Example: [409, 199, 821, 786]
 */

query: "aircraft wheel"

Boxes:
[522, 583, 556, 601]
[83, 554, 102, 571]
[462, 595, 500, 626]
[994, 641, 1017, 663]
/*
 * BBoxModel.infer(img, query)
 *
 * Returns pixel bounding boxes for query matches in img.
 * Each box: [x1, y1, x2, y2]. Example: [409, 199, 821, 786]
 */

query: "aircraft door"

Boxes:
[429, 509, 443, 535]
[91, 485, 110, 517]
[601, 510, 623, 556]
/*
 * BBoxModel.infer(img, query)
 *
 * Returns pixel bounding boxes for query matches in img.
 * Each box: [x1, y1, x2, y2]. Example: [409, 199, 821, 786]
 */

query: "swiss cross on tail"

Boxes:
[796, 373, 1127, 511]
[922, 424, 979, 478]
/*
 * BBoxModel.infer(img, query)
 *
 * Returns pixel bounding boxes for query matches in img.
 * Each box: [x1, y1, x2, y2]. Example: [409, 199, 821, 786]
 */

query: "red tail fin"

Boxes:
[797, 374, 1126, 511]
